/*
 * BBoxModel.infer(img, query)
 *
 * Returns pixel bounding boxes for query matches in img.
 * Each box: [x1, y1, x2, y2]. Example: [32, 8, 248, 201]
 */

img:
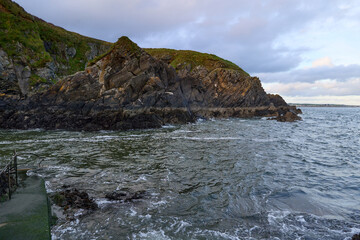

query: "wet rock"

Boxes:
[105, 189, 146, 202]
[276, 111, 302, 122]
[15, 65, 31, 97]
[353, 233, 360, 240]
[295, 108, 303, 114]
[0, 49, 18, 94]
[51, 188, 97, 210]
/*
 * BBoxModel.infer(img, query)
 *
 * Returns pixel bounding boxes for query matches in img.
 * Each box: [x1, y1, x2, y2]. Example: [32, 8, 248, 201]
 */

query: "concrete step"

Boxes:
[0, 175, 50, 240]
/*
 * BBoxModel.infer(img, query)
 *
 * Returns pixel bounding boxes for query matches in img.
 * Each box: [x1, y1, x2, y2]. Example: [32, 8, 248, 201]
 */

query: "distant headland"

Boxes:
[290, 103, 360, 108]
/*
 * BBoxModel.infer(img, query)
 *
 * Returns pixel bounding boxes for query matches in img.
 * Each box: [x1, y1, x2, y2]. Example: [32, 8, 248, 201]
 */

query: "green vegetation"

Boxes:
[51, 192, 66, 206]
[29, 74, 46, 87]
[0, 193, 9, 202]
[145, 48, 249, 75]
[115, 36, 141, 54]
[0, 7, 50, 64]
[36, 18, 111, 74]
[0, 0, 111, 90]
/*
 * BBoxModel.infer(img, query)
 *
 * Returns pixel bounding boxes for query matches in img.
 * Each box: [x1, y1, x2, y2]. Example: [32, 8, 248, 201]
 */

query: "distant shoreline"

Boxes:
[289, 103, 360, 108]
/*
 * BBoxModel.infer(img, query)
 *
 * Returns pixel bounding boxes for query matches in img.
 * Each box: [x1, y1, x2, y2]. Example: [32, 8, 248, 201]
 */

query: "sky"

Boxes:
[15, 0, 360, 105]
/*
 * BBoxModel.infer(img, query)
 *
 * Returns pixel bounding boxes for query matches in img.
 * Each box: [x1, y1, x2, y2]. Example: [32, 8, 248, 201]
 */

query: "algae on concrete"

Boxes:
[0, 175, 50, 240]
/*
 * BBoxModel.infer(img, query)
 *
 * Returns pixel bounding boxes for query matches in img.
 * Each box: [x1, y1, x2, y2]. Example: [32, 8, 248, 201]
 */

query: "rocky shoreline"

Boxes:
[0, 37, 301, 131]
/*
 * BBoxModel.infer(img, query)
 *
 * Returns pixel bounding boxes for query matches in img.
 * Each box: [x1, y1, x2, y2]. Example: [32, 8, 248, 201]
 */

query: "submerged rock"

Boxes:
[353, 233, 360, 240]
[105, 189, 146, 202]
[51, 188, 97, 210]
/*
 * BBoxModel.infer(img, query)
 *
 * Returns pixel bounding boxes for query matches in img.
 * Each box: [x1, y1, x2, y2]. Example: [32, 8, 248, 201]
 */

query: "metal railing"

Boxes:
[0, 150, 18, 200]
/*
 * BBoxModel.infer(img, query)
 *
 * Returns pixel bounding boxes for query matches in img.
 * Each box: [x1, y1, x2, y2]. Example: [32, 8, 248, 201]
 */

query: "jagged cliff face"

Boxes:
[146, 49, 286, 108]
[0, 0, 111, 96]
[0, 37, 300, 130]
[0, 37, 196, 130]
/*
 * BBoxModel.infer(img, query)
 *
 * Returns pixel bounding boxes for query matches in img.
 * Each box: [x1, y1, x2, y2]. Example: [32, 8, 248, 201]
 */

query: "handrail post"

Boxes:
[14, 150, 18, 186]
[7, 166, 11, 200]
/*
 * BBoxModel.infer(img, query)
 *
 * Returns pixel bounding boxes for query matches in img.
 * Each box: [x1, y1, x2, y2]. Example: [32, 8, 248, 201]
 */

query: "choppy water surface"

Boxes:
[0, 107, 359, 239]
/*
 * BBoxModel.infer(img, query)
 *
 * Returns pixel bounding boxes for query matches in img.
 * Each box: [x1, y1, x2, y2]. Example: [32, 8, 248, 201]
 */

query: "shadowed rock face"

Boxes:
[0, 37, 301, 130]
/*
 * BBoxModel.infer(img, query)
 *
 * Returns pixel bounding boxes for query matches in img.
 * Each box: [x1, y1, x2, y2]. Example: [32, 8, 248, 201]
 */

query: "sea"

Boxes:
[0, 107, 359, 239]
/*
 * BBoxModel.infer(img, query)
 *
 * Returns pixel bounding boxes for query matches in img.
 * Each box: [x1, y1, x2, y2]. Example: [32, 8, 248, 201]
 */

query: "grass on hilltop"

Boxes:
[145, 48, 249, 76]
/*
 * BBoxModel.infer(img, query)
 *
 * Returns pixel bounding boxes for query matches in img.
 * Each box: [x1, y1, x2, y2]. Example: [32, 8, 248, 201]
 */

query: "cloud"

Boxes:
[14, 0, 354, 73]
[263, 78, 360, 97]
[257, 64, 360, 83]
[311, 57, 334, 68]
[283, 95, 360, 105]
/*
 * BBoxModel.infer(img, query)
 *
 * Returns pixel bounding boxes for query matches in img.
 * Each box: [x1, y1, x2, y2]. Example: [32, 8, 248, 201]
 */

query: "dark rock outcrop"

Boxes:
[275, 111, 302, 122]
[0, 36, 301, 130]
[353, 233, 360, 240]
[51, 188, 97, 210]
[267, 94, 288, 107]
[105, 189, 146, 202]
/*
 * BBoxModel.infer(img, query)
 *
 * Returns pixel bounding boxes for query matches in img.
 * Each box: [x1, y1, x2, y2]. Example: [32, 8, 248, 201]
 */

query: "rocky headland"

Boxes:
[0, 0, 301, 131]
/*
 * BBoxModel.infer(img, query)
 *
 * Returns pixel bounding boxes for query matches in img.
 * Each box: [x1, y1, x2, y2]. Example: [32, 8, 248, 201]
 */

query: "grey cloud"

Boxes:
[263, 78, 360, 97]
[15, 0, 353, 73]
[257, 64, 360, 83]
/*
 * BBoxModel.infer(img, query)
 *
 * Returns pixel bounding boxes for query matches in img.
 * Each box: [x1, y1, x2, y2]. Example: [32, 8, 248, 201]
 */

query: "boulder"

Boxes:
[275, 111, 302, 122]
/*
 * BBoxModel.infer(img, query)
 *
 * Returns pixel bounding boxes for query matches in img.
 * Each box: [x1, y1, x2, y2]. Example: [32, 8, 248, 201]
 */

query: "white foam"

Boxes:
[252, 138, 278, 142]
[134, 175, 147, 182]
[350, 227, 360, 234]
[45, 181, 54, 193]
[162, 124, 175, 129]
[129, 207, 137, 217]
[296, 215, 306, 223]
[134, 229, 170, 240]
[150, 200, 168, 207]
[196, 118, 206, 123]
[74, 209, 85, 217]
[95, 198, 120, 207]
[195, 229, 240, 240]
[268, 210, 291, 225]
[174, 220, 192, 234]
[139, 214, 152, 219]
[171, 136, 242, 141]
